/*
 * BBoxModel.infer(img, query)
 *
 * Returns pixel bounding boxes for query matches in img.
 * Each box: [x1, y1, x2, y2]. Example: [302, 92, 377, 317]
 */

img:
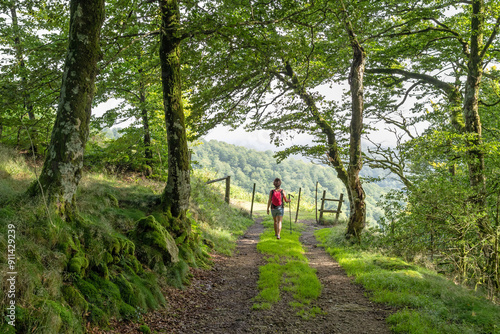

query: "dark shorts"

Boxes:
[271, 207, 284, 217]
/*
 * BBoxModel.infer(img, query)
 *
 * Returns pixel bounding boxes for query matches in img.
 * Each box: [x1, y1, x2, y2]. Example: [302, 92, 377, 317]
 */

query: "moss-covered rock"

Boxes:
[175, 231, 188, 245]
[103, 251, 113, 264]
[74, 277, 100, 306]
[178, 243, 197, 267]
[57, 233, 80, 258]
[106, 193, 119, 208]
[129, 215, 179, 266]
[118, 301, 138, 320]
[88, 272, 122, 314]
[95, 263, 110, 280]
[113, 274, 136, 306]
[203, 238, 215, 249]
[139, 324, 152, 334]
[36, 300, 81, 334]
[165, 259, 190, 288]
[62, 285, 89, 315]
[120, 265, 166, 309]
[119, 235, 135, 255]
[67, 253, 89, 276]
[126, 254, 143, 273]
[87, 304, 108, 327]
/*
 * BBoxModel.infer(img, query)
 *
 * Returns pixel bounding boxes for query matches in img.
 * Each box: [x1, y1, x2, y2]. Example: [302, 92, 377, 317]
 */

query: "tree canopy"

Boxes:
[0, 0, 499, 312]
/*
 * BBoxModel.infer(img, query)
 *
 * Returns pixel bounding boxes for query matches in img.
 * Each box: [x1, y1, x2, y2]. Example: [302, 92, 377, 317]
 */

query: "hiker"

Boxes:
[267, 178, 291, 240]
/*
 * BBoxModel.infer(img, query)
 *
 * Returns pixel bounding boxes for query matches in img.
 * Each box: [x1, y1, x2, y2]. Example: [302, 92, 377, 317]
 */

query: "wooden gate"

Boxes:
[318, 191, 344, 223]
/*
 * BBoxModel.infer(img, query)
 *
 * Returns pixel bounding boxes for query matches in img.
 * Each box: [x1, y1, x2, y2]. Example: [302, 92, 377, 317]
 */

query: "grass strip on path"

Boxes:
[252, 217, 323, 319]
[315, 225, 500, 334]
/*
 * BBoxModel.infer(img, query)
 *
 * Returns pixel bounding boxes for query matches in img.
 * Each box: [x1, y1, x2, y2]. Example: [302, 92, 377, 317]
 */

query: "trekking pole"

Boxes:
[288, 194, 294, 234]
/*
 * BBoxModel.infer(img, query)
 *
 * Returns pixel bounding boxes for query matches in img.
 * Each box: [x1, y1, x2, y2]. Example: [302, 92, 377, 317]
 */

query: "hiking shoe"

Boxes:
[277, 236, 280, 240]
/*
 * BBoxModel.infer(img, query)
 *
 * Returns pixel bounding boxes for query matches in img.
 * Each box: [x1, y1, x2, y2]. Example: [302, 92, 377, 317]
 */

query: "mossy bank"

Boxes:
[0, 145, 254, 333]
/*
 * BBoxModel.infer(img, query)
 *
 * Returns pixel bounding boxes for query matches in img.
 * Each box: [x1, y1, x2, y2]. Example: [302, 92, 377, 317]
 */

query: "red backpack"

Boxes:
[271, 189, 283, 208]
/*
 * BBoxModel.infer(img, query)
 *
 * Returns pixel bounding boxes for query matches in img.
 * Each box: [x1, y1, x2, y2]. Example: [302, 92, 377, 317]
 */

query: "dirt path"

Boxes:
[103, 218, 393, 333]
[299, 220, 392, 334]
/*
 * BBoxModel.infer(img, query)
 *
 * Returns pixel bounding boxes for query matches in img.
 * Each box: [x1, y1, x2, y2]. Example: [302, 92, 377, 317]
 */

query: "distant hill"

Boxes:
[191, 139, 400, 225]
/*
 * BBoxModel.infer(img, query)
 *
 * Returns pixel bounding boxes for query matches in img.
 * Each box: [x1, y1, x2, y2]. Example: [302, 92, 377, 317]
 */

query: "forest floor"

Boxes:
[100, 215, 394, 334]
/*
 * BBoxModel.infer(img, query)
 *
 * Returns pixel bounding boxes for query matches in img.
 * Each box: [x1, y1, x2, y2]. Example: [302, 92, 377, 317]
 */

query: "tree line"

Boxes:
[1, 0, 500, 296]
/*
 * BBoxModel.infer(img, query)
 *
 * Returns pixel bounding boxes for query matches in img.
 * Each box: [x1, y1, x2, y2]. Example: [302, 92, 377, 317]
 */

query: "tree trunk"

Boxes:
[10, 2, 36, 153]
[341, 1, 367, 242]
[275, 62, 354, 230]
[159, 0, 191, 234]
[27, 0, 105, 218]
[138, 67, 153, 175]
[464, 0, 486, 200]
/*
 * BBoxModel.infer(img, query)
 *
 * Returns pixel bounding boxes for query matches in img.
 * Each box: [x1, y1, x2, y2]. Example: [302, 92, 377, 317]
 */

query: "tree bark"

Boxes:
[340, 0, 366, 242]
[27, 0, 105, 217]
[344, 34, 366, 242]
[159, 0, 191, 234]
[464, 0, 486, 199]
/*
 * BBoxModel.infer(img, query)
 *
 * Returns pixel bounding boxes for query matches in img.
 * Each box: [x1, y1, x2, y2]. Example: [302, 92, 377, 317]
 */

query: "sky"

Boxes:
[202, 123, 399, 153]
[94, 100, 401, 159]
[93, 81, 405, 155]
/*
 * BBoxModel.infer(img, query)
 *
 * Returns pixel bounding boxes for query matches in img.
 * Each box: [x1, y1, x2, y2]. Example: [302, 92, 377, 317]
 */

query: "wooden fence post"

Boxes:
[225, 176, 230, 204]
[315, 181, 318, 223]
[335, 193, 344, 222]
[206, 176, 231, 204]
[319, 190, 326, 222]
[295, 187, 301, 223]
[250, 183, 256, 218]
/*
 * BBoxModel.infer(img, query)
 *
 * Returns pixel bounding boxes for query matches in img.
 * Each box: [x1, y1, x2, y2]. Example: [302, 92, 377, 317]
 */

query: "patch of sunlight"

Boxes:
[401, 270, 424, 279]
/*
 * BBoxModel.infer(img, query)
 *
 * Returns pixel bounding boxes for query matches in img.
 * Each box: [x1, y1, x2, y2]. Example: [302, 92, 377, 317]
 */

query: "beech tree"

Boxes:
[28, 0, 105, 217]
[158, 0, 191, 232]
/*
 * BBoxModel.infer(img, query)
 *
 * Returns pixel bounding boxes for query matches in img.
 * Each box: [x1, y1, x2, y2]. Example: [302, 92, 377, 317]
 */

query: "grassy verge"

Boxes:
[252, 217, 323, 319]
[315, 224, 500, 334]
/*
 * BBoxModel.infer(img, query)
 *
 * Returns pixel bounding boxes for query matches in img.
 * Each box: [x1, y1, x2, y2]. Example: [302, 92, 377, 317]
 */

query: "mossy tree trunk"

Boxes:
[339, 0, 366, 242]
[464, 0, 498, 286]
[345, 39, 366, 241]
[27, 0, 105, 217]
[464, 0, 486, 203]
[159, 0, 191, 235]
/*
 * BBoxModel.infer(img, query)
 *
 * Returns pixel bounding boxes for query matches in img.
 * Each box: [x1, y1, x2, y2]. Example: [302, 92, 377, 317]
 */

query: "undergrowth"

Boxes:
[253, 217, 323, 319]
[0, 145, 254, 333]
[315, 224, 500, 334]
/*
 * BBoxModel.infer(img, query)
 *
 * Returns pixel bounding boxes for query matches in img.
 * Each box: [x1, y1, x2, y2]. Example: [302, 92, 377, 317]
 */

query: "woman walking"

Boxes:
[267, 178, 291, 240]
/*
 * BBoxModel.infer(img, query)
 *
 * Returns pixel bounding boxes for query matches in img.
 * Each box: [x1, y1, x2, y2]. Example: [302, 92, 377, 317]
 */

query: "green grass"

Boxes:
[315, 225, 500, 334]
[253, 217, 323, 319]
